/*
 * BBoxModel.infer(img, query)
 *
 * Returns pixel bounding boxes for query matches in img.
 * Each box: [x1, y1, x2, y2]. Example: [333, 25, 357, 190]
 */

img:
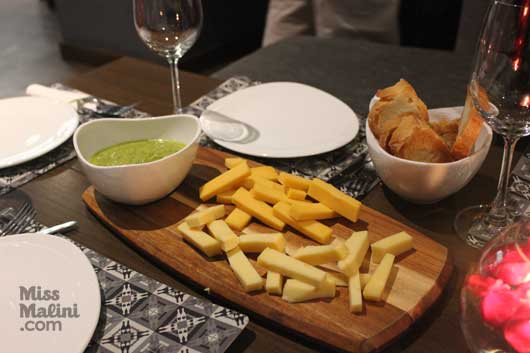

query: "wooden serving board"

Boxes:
[82, 146, 452, 353]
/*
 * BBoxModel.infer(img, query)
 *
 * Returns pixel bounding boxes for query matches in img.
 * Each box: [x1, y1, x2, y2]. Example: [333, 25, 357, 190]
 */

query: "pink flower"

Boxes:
[504, 320, 530, 353]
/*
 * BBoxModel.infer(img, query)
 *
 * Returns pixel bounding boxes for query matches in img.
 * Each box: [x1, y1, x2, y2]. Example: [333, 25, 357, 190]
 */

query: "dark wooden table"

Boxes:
[21, 56, 513, 353]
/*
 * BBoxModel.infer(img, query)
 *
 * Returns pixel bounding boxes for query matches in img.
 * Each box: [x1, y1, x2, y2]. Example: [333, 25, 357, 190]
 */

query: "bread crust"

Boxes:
[450, 94, 484, 160]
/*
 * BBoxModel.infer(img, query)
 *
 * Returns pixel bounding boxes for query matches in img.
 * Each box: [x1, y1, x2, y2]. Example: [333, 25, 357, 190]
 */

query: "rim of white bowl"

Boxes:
[365, 119, 493, 166]
[73, 114, 202, 170]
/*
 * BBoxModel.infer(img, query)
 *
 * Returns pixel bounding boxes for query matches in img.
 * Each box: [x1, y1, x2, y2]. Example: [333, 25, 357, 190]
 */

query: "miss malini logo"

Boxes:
[18, 286, 80, 332]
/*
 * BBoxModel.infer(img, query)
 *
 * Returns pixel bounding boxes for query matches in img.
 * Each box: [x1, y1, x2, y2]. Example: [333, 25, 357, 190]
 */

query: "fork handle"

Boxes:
[40, 221, 78, 235]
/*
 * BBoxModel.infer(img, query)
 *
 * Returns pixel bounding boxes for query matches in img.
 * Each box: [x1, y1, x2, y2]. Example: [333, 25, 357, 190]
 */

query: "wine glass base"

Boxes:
[454, 205, 500, 248]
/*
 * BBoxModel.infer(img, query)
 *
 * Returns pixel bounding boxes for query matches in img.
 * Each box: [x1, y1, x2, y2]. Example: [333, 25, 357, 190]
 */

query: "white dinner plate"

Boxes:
[0, 97, 79, 168]
[205, 82, 359, 158]
[0, 234, 101, 353]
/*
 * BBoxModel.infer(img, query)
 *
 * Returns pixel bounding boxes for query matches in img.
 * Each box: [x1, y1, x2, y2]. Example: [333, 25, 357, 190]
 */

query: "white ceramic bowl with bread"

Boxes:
[74, 115, 201, 205]
[366, 80, 492, 204]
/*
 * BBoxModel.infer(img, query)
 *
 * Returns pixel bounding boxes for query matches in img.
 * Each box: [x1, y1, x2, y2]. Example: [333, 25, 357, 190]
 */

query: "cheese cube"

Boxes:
[349, 272, 363, 313]
[251, 166, 278, 180]
[272, 201, 332, 244]
[293, 242, 348, 265]
[371, 231, 413, 263]
[225, 208, 252, 231]
[252, 182, 289, 205]
[278, 172, 310, 191]
[326, 272, 348, 287]
[242, 175, 286, 192]
[200, 162, 251, 201]
[225, 157, 246, 169]
[216, 189, 236, 204]
[360, 273, 371, 289]
[338, 231, 369, 276]
[307, 178, 361, 222]
[206, 220, 239, 252]
[257, 248, 327, 287]
[265, 271, 283, 295]
[287, 188, 306, 200]
[177, 222, 222, 257]
[238, 233, 286, 253]
[186, 205, 225, 228]
[232, 188, 285, 231]
[363, 253, 395, 302]
[282, 275, 336, 303]
[290, 202, 338, 221]
[226, 247, 264, 292]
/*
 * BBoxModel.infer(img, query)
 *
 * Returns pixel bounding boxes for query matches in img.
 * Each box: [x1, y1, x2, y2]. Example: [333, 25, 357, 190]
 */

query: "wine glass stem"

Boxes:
[487, 135, 520, 227]
[168, 57, 182, 114]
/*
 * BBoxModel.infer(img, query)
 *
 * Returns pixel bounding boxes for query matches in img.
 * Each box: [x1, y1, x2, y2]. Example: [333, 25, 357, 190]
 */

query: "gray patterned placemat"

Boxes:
[19, 220, 249, 353]
[0, 78, 379, 199]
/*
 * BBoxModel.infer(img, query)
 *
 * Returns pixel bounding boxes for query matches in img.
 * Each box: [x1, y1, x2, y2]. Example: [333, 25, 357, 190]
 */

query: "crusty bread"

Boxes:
[368, 79, 429, 141]
[450, 93, 484, 160]
[431, 118, 460, 148]
[388, 114, 454, 163]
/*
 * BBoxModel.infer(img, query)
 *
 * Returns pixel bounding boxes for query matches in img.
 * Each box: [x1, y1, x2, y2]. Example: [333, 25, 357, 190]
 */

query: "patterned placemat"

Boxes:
[0, 78, 379, 199]
[17, 220, 249, 353]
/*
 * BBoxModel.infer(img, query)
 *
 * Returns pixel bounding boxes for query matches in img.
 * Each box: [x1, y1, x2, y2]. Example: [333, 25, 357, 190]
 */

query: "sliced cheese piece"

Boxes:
[360, 273, 371, 289]
[200, 162, 251, 201]
[287, 188, 306, 200]
[242, 175, 286, 192]
[278, 172, 310, 191]
[307, 178, 361, 222]
[252, 182, 289, 205]
[349, 272, 363, 313]
[206, 220, 239, 252]
[225, 157, 246, 169]
[293, 242, 348, 265]
[265, 271, 283, 295]
[338, 231, 369, 276]
[272, 201, 332, 244]
[371, 231, 413, 263]
[326, 272, 348, 287]
[232, 188, 285, 231]
[216, 189, 236, 204]
[282, 275, 336, 303]
[238, 233, 286, 253]
[363, 253, 395, 302]
[225, 208, 252, 231]
[226, 247, 264, 292]
[177, 222, 222, 257]
[186, 205, 225, 228]
[251, 166, 278, 180]
[290, 202, 338, 221]
[257, 248, 327, 287]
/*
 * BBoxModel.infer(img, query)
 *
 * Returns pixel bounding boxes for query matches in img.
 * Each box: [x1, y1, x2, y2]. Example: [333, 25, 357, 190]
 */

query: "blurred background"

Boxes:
[0, 0, 489, 96]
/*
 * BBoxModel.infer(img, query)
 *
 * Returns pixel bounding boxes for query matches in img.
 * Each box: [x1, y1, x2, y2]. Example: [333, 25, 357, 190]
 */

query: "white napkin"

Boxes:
[25, 84, 89, 104]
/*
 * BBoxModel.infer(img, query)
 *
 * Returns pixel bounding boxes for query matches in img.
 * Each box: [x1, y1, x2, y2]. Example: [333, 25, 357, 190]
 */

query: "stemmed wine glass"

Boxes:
[455, 0, 530, 247]
[133, 0, 202, 113]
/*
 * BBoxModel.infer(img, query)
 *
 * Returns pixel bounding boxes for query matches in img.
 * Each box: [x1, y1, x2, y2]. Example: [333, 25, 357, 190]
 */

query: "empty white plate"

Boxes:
[204, 82, 359, 158]
[0, 97, 79, 168]
[0, 234, 101, 353]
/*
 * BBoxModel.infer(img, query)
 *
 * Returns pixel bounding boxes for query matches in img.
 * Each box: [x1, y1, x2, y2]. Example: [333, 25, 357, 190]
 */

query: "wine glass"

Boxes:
[133, 0, 202, 113]
[461, 219, 530, 352]
[455, 0, 530, 248]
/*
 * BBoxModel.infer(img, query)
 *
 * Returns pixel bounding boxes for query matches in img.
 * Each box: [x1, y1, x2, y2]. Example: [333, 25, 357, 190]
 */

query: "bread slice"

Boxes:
[431, 118, 460, 148]
[368, 79, 429, 140]
[450, 93, 484, 160]
[388, 114, 454, 163]
[368, 79, 431, 152]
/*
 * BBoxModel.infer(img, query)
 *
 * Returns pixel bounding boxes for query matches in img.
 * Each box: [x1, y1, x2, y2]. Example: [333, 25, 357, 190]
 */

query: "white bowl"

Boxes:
[74, 115, 201, 205]
[366, 107, 493, 204]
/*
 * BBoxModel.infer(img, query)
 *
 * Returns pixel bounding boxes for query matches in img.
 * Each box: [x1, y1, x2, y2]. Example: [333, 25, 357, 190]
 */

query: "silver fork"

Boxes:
[0, 203, 35, 236]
